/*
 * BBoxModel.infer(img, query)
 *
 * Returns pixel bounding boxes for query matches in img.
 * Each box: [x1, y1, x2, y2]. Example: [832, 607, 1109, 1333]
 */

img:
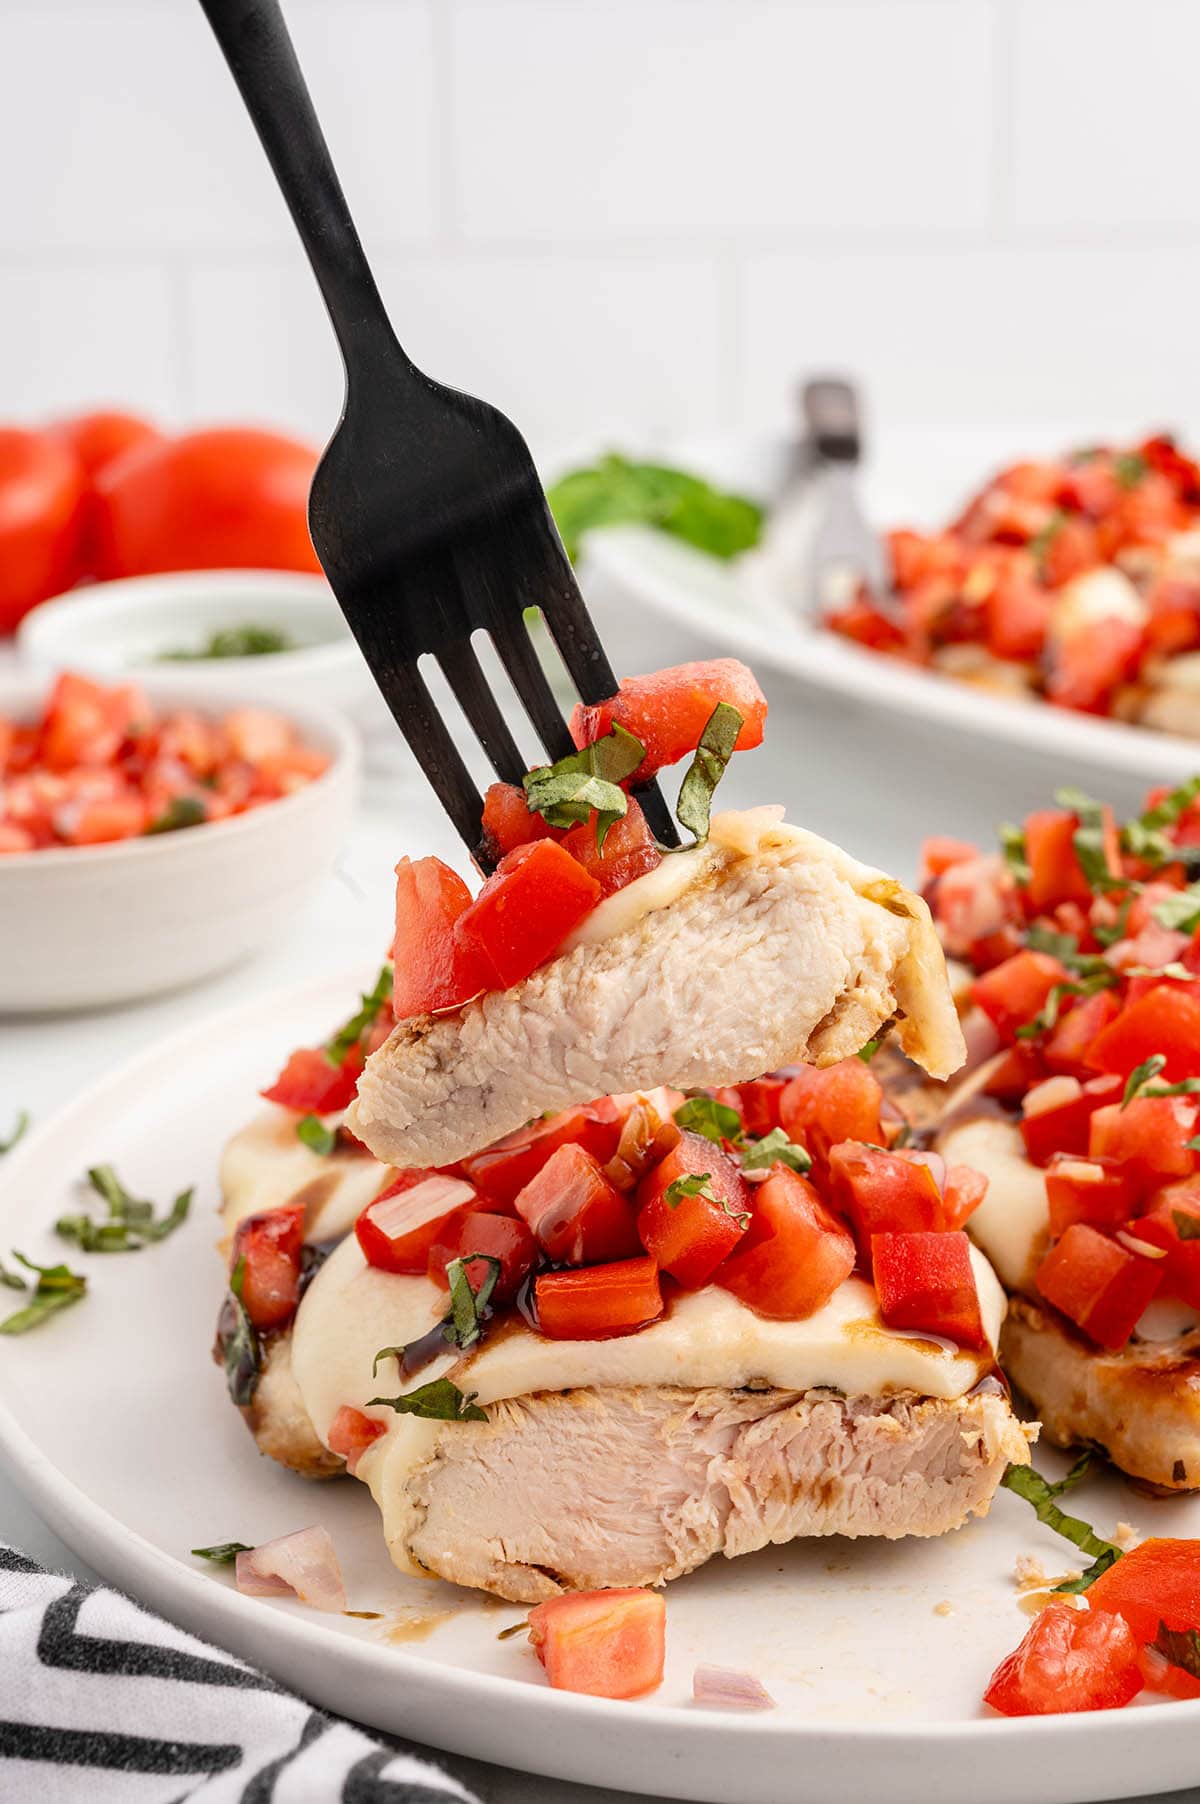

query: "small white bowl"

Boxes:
[16, 570, 395, 740]
[0, 670, 361, 1013]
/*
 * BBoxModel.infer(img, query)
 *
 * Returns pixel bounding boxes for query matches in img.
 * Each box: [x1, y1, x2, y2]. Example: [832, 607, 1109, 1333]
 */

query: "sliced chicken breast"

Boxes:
[349, 808, 965, 1169]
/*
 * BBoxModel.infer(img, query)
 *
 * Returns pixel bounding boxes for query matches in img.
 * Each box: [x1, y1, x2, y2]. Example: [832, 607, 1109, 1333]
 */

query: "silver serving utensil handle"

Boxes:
[802, 376, 889, 613]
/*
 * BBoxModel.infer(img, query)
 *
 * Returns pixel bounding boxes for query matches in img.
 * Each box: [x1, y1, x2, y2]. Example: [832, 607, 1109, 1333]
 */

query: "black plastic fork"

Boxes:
[198, 0, 678, 869]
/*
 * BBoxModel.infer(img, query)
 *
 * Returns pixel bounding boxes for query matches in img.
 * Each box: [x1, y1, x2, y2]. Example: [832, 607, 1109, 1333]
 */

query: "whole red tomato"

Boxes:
[50, 409, 164, 481]
[91, 427, 322, 578]
[0, 428, 87, 633]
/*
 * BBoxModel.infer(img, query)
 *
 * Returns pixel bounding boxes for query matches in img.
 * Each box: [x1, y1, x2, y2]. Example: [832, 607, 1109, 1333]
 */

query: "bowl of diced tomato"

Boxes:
[0, 669, 360, 1012]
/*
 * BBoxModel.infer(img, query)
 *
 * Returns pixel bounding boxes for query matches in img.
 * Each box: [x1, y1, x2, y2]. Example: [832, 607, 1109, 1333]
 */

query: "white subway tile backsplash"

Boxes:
[1011, 0, 1200, 231]
[448, 0, 995, 242]
[0, 2, 437, 252]
[0, 263, 176, 420]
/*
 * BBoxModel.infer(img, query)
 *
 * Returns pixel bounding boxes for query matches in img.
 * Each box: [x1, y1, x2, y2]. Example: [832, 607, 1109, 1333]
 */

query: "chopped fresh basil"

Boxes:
[1187, 1135, 1200, 1154]
[1122, 1055, 1168, 1108]
[191, 1542, 253, 1564]
[367, 1376, 487, 1422]
[856, 1039, 880, 1062]
[55, 1165, 192, 1253]
[1114, 451, 1148, 491]
[740, 1128, 812, 1175]
[1024, 925, 1079, 963]
[1015, 970, 1117, 1040]
[1173, 1210, 1200, 1241]
[445, 1255, 502, 1352]
[1000, 1461, 1123, 1594]
[522, 723, 645, 846]
[1154, 884, 1200, 935]
[999, 823, 1031, 885]
[0, 1258, 25, 1293]
[1153, 1622, 1200, 1679]
[674, 1096, 743, 1146]
[496, 1618, 531, 1641]
[1142, 1078, 1200, 1100]
[664, 1172, 719, 1209]
[0, 1111, 29, 1156]
[162, 625, 296, 660]
[0, 1254, 87, 1335]
[145, 796, 207, 835]
[220, 1256, 262, 1407]
[674, 703, 742, 847]
[326, 965, 392, 1067]
[546, 454, 763, 565]
[296, 1114, 337, 1156]
[1095, 892, 1137, 947]
[1055, 787, 1124, 893]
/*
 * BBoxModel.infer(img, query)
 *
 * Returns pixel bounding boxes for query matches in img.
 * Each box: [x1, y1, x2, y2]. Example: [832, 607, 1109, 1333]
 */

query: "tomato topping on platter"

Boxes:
[568, 658, 767, 780]
[560, 799, 663, 897]
[1086, 1539, 1200, 1669]
[635, 1131, 751, 1289]
[970, 949, 1073, 1044]
[1132, 1182, 1200, 1309]
[426, 1208, 537, 1300]
[1088, 1096, 1198, 1194]
[462, 1106, 623, 1208]
[827, 1143, 945, 1253]
[260, 1043, 365, 1114]
[871, 1231, 987, 1349]
[535, 1256, 664, 1340]
[717, 1167, 855, 1320]
[1018, 1074, 1122, 1167]
[777, 1060, 884, 1173]
[1041, 990, 1121, 1077]
[326, 1405, 385, 1475]
[1035, 1221, 1162, 1349]
[527, 1588, 666, 1699]
[1023, 807, 1113, 909]
[1044, 1157, 1139, 1236]
[1086, 985, 1200, 1082]
[983, 1602, 1144, 1717]
[514, 1143, 641, 1266]
[391, 856, 489, 1022]
[480, 781, 560, 862]
[456, 840, 601, 991]
[230, 1202, 306, 1332]
[355, 1173, 479, 1275]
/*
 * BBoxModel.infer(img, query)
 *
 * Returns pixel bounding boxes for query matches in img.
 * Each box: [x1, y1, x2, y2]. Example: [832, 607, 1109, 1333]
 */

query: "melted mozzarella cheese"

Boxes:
[938, 1115, 1048, 1293]
[219, 1108, 387, 1245]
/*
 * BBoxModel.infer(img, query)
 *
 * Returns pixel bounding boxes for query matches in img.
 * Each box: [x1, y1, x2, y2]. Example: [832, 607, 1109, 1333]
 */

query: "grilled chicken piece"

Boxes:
[349, 808, 965, 1169]
[1003, 1296, 1200, 1492]
[384, 1383, 1030, 1603]
[239, 1336, 342, 1479]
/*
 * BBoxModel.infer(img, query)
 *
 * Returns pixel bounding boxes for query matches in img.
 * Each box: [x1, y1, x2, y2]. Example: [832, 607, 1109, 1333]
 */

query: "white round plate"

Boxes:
[1, 969, 1198, 1804]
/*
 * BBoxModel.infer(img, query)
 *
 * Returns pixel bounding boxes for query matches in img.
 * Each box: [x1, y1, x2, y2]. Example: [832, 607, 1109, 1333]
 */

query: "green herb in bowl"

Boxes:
[160, 625, 297, 660]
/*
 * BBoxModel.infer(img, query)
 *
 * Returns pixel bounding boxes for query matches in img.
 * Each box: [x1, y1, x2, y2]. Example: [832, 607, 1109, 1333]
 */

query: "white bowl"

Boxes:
[0, 670, 361, 1013]
[16, 570, 395, 740]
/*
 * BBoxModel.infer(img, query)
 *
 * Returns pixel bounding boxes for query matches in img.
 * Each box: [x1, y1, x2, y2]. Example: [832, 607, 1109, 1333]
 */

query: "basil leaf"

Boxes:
[1114, 451, 1147, 490]
[191, 1542, 253, 1564]
[1173, 1210, 1200, 1241]
[220, 1256, 262, 1407]
[372, 1344, 405, 1378]
[1153, 1622, 1200, 1679]
[326, 965, 393, 1066]
[740, 1128, 811, 1174]
[0, 1254, 87, 1335]
[1025, 925, 1079, 962]
[0, 1257, 26, 1293]
[367, 1376, 487, 1422]
[296, 1114, 337, 1156]
[55, 1166, 192, 1253]
[1000, 1462, 1123, 1594]
[1014, 970, 1117, 1040]
[1122, 1055, 1168, 1108]
[664, 1173, 718, 1209]
[1095, 892, 1137, 947]
[546, 454, 763, 564]
[674, 1096, 743, 1146]
[1154, 884, 1200, 935]
[1143, 1079, 1200, 1099]
[522, 723, 645, 845]
[162, 625, 295, 660]
[856, 1039, 880, 1062]
[0, 1111, 29, 1156]
[145, 795, 207, 834]
[444, 1254, 502, 1352]
[1187, 1136, 1200, 1154]
[999, 824, 1031, 885]
[675, 703, 742, 846]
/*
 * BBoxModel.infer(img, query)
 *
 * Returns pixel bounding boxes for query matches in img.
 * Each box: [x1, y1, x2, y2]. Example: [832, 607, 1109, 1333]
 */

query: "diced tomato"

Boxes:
[480, 781, 558, 861]
[1042, 989, 1121, 1077]
[717, 1166, 855, 1320]
[1019, 1074, 1122, 1167]
[778, 1059, 883, 1173]
[354, 1172, 479, 1274]
[736, 1075, 788, 1138]
[326, 1405, 385, 1475]
[57, 792, 149, 845]
[1024, 809, 1101, 909]
[527, 1588, 665, 1699]
[1088, 1539, 1200, 1657]
[827, 1142, 944, 1254]
[1045, 617, 1145, 714]
[260, 1043, 364, 1113]
[920, 836, 980, 880]
[426, 1207, 537, 1300]
[568, 658, 768, 779]
[635, 1130, 751, 1288]
[983, 1602, 1143, 1717]
[871, 1231, 987, 1349]
[560, 798, 662, 897]
[462, 1106, 622, 1207]
[1045, 1157, 1139, 1236]
[1133, 1181, 1200, 1309]
[970, 949, 1072, 1044]
[942, 1163, 989, 1229]
[826, 589, 906, 652]
[981, 562, 1053, 660]
[231, 1201, 305, 1332]
[1036, 1221, 1161, 1349]
[983, 1044, 1047, 1104]
[1087, 986, 1200, 1082]
[39, 672, 149, 773]
[457, 839, 600, 991]
[391, 856, 489, 1021]
[514, 1142, 640, 1265]
[1089, 1095, 1198, 1193]
[535, 1255, 664, 1340]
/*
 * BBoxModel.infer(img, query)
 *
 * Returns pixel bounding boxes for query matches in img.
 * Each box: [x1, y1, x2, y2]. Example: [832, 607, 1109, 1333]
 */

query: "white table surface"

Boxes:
[1, 574, 1197, 1804]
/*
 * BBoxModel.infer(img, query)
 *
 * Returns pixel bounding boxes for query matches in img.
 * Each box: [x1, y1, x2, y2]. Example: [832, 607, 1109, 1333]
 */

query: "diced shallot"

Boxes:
[692, 1664, 777, 1711]
[234, 1526, 346, 1613]
[902, 1149, 946, 1194]
[604, 1094, 682, 1190]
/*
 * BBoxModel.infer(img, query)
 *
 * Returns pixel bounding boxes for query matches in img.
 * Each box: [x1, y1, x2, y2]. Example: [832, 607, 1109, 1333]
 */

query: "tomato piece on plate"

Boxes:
[827, 1142, 944, 1252]
[1045, 1157, 1140, 1236]
[636, 1130, 751, 1288]
[778, 1060, 883, 1172]
[514, 1142, 640, 1265]
[326, 1404, 385, 1475]
[0, 427, 86, 632]
[355, 1172, 479, 1274]
[970, 949, 1072, 1044]
[1042, 989, 1121, 1077]
[391, 856, 489, 1022]
[983, 1602, 1143, 1717]
[1087, 1539, 1200, 1652]
[735, 1075, 789, 1137]
[1019, 1074, 1122, 1167]
[527, 1588, 665, 1699]
[535, 1256, 663, 1340]
[568, 658, 767, 779]
[260, 1043, 364, 1114]
[1087, 986, 1200, 1082]
[1036, 1221, 1162, 1349]
[942, 1163, 989, 1229]
[457, 840, 601, 991]
[717, 1167, 855, 1320]
[480, 781, 559, 861]
[919, 836, 979, 880]
[560, 798, 663, 897]
[231, 1201, 305, 1331]
[982, 561, 1053, 660]
[427, 1207, 537, 1300]
[1045, 617, 1144, 714]
[1088, 1095, 1198, 1193]
[871, 1230, 987, 1349]
[462, 1105, 622, 1207]
[1023, 808, 1095, 909]
[1132, 1182, 1200, 1309]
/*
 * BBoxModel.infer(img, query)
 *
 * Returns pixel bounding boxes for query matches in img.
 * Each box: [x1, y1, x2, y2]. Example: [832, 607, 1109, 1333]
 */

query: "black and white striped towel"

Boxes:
[0, 1546, 477, 1802]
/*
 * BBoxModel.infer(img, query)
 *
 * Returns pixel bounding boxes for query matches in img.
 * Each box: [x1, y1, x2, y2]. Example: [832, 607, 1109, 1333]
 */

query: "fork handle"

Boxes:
[802, 376, 862, 465]
[198, 0, 401, 368]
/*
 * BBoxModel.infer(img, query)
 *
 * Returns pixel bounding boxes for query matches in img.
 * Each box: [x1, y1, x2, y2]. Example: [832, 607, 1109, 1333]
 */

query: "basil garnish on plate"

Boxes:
[55, 1165, 192, 1253]
[0, 1254, 87, 1336]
